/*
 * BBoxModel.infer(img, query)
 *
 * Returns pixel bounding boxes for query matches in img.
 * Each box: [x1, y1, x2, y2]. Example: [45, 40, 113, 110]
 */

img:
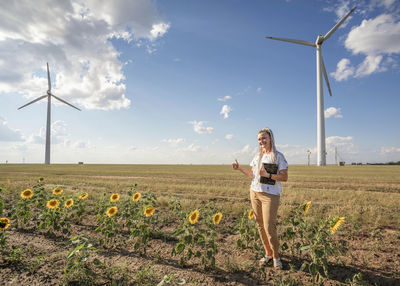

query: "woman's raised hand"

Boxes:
[232, 159, 240, 170]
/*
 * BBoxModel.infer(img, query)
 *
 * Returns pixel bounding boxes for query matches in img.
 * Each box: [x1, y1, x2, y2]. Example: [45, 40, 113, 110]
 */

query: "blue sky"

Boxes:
[0, 0, 399, 164]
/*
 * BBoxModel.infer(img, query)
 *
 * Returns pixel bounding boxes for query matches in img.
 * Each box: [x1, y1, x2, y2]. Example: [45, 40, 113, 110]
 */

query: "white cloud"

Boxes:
[220, 105, 232, 119]
[256, 87, 262, 93]
[380, 146, 400, 154]
[355, 55, 386, 77]
[0, 0, 169, 110]
[182, 143, 200, 152]
[326, 136, 354, 153]
[234, 144, 253, 155]
[0, 116, 23, 142]
[162, 138, 186, 147]
[325, 107, 343, 118]
[189, 121, 214, 134]
[332, 13, 400, 80]
[217, 95, 231, 102]
[225, 134, 233, 140]
[330, 58, 355, 81]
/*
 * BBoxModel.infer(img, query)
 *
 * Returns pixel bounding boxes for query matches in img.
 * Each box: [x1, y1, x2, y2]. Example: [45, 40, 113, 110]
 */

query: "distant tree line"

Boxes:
[351, 161, 400, 165]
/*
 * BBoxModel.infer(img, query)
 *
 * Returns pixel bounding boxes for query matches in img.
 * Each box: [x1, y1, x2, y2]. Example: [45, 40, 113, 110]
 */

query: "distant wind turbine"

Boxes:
[18, 63, 81, 164]
[265, 7, 356, 166]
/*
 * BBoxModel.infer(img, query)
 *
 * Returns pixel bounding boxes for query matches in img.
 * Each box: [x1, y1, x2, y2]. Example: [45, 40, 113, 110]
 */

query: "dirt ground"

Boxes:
[1, 215, 399, 286]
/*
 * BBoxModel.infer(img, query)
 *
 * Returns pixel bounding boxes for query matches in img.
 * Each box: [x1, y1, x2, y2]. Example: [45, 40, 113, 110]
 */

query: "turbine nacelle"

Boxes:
[315, 35, 324, 45]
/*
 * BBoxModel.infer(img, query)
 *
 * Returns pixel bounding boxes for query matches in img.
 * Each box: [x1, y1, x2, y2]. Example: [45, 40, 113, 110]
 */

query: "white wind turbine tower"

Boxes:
[265, 7, 356, 166]
[18, 63, 81, 164]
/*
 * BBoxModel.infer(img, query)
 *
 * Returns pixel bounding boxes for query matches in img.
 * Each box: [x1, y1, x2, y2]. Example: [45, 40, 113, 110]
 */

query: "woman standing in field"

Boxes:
[232, 127, 288, 269]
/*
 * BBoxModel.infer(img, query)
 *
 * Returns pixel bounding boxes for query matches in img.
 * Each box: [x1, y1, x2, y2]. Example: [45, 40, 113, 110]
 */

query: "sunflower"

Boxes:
[110, 193, 120, 202]
[144, 206, 155, 217]
[106, 206, 118, 217]
[21, 189, 34, 199]
[303, 201, 311, 215]
[38, 177, 44, 183]
[330, 217, 345, 234]
[132, 192, 141, 202]
[65, 198, 74, 208]
[46, 199, 59, 209]
[189, 209, 199, 224]
[53, 187, 63, 195]
[0, 217, 10, 230]
[79, 193, 88, 200]
[248, 209, 254, 220]
[213, 212, 223, 225]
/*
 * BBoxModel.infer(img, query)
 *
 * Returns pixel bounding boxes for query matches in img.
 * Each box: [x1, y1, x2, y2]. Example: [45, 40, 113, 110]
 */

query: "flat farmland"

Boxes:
[0, 164, 399, 285]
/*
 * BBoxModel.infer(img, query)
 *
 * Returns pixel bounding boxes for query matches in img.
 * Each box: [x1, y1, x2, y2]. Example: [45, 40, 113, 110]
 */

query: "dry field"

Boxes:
[0, 164, 399, 285]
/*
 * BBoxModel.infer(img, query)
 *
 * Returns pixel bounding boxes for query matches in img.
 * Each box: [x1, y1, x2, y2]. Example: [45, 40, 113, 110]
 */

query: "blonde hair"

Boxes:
[257, 128, 277, 170]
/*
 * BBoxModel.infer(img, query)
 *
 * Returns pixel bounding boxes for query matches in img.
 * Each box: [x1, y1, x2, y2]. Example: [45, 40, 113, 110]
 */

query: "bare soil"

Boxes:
[1, 215, 399, 286]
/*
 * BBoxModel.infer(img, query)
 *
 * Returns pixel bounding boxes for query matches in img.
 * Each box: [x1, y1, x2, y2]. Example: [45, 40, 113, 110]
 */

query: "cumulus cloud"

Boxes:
[0, 116, 23, 142]
[182, 143, 200, 152]
[326, 136, 354, 153]
[330, 58, 355, 81]
[225, 134, 233, 140]
[325, 107, 343, 118]
[380, 146, 400, 154]
[220, 105, 232, 119]
[189, 121, 214, 134]
[162, 138, 186, 147]
[217, 95, 231, 102]
[332, 12, 400, 80]
[0, 0, 169, 110]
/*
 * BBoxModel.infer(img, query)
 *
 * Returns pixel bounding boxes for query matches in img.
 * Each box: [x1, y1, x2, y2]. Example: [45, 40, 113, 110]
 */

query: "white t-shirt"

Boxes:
[249, 151, 288, 196]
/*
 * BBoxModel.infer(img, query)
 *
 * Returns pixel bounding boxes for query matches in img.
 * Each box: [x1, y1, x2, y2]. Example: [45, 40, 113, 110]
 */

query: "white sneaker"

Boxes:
[273, 257, 282, 269]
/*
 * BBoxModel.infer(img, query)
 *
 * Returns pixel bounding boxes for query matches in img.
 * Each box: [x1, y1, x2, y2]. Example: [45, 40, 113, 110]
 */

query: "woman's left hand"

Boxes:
[259, 168, 268, 177]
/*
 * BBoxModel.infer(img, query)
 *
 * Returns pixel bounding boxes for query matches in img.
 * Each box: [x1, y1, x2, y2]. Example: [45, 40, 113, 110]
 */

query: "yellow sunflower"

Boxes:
[65, 198, 74, 208]
[110, 193, 120, 202]
[330, 217, 345, 234]
[106, 206, 118, 217]
[248, 209, 254, 220]
[79, 193, 88, 200]
[303, 201, 311, 215]
[38, 177, 44, 183]
[189, 209, 199, 224]
[213, 212, 223, 225]
[53, 187, 63, 195]
[132, 192, 141, 202]
[46, 199, 59, 209]
[21, 189, 34, 199]
[144, 206, 155, 217]
[0, 217, 10, 230]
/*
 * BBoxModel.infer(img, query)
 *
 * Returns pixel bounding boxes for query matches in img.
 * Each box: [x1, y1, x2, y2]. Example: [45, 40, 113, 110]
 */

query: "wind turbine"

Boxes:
[18, 63, 81, 164]
[265, 7, 356, 166]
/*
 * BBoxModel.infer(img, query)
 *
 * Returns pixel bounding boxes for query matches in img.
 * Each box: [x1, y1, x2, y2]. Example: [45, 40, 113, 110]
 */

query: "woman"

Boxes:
[232, 127, 288, 269]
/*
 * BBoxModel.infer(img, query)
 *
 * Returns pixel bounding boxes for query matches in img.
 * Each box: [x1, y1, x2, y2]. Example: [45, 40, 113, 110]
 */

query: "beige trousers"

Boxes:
[250, 190, 280, 257]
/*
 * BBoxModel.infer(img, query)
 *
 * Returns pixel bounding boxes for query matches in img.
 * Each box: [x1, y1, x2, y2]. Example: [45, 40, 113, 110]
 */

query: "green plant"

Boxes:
[95, 205, 121, 247]
[157, 273, 186, 285]
[38, 199, 72, 235]
[11, 189, 34, 228]
[235, 209, 261, 250]
[345, 272, 370, 285]
[130, 204, 156, 255]
[281, 202, 344, 285]
[172, 204, 222, 270]
[63, 235, 101, 284]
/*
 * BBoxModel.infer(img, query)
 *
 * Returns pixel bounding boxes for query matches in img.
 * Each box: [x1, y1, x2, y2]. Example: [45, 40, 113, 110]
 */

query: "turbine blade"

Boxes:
[321, 56, 333, 97]
[265, 36, 316, 47]
[323, 7, 356, 42]
[47, 62, 51, 92]
[17, 95, 48, 110]
[51, 94, 81, 111]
